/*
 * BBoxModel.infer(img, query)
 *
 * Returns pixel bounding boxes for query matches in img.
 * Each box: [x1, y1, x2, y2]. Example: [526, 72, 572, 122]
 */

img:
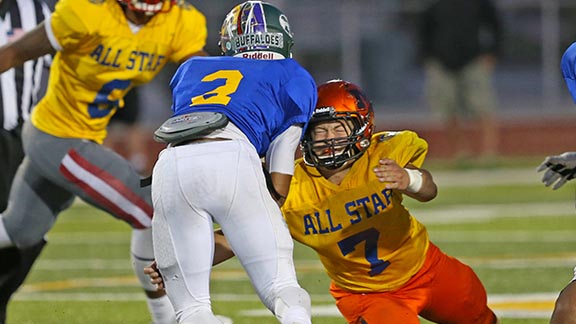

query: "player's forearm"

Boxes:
[402, 168, 437, 202]
[269, 172, 291, 206]
[213, 229, 235, 265]
[408, 169, 437, 202]
[0, 44, 21, 73]
[0, 23, 53, 73]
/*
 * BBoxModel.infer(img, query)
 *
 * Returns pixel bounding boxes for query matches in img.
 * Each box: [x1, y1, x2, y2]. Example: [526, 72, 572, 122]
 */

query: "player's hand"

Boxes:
[143, 261, 165, 291]
[537, 152, 576, 190]
[373, 158, 410, 190]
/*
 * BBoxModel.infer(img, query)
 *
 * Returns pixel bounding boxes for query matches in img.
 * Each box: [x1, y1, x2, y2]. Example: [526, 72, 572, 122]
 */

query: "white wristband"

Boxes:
[405, 168, 423, 193]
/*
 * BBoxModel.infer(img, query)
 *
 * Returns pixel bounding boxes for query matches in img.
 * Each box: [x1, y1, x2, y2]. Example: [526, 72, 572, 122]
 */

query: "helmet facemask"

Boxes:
[302, 80, 375, 169]
[302, 110, 372, 170]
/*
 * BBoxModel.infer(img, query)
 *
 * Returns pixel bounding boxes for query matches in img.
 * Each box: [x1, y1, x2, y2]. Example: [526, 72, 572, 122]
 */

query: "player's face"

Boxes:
[310, 120, 352, 158]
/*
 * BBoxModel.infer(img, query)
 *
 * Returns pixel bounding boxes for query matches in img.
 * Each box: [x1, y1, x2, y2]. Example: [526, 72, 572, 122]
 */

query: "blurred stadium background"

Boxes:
[63, 0, 575, 164]
[171, 0, 576, 161]
[14, 0, 575, 323]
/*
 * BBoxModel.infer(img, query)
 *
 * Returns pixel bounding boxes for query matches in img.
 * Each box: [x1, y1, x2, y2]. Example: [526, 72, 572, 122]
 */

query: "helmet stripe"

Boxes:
[251, 2, 266, 33]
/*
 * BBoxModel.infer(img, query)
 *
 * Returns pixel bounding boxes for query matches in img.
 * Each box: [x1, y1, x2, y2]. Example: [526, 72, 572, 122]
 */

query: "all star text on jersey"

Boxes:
[90, 45, 165, 72]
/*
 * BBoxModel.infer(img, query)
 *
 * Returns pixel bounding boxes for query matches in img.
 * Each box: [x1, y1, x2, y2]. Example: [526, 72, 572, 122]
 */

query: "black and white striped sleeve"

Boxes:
[0, 0, 51, 131]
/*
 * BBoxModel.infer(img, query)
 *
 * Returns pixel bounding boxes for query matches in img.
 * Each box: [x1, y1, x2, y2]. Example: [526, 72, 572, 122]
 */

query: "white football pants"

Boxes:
[151, 139, 311, 323]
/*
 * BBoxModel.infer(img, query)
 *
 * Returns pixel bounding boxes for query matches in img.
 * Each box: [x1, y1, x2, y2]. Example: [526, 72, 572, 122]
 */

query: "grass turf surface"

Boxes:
[7, 162, 576, 323]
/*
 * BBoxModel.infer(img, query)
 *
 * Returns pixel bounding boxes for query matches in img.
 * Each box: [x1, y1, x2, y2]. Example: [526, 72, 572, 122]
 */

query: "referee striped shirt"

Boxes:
[0, 0, 51, 131]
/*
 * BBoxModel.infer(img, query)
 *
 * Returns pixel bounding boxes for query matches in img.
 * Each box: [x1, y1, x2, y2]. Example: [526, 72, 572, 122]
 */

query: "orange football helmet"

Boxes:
[302, 79, 375, 169]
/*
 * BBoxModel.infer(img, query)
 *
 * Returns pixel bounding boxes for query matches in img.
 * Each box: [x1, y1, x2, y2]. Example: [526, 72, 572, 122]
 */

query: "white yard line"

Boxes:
[432, 167, 545, 187]
[413, 201, 575, 224]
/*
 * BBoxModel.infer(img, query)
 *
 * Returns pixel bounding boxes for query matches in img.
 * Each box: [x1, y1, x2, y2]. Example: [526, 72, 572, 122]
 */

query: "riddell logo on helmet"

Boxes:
[314, 107, 335, 114]
[242, 52, 277, 59]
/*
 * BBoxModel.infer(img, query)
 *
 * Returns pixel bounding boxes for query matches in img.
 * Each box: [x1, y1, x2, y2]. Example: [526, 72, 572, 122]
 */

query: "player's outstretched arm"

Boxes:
[0, 22, 54, 74]
[537, 152, 576, 190]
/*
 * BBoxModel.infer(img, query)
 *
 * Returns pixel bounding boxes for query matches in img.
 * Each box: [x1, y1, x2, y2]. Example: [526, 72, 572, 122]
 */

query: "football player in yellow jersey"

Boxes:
[0, 0, 212, 323]
[281, 79, 498, 324]
[146, 79, 500, 324]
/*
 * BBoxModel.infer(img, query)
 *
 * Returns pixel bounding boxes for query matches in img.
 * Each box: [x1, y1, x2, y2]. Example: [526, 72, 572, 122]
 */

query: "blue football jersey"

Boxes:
[561, 42, 576, 104]
[170, 56, 317, 155]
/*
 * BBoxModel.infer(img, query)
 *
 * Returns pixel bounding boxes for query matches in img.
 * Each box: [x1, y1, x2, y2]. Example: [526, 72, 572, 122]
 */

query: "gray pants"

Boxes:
[0, 126, 24, 212]
[2, 122, 152, 248]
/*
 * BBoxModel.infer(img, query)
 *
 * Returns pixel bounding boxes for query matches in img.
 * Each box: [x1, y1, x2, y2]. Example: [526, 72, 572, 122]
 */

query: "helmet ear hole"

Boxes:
[359, 138, 371, 148]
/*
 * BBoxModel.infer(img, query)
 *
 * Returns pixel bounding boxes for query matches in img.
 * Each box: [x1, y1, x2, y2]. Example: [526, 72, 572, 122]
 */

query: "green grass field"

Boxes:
[7, 160, 576, 323]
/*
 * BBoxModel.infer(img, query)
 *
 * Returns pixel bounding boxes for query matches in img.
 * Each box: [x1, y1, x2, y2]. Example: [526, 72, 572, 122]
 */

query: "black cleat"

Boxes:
[0, 240, 46, 324]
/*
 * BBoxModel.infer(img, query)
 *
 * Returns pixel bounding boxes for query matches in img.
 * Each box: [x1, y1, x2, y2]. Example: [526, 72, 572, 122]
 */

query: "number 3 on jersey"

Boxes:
[191, 70, 243, 106]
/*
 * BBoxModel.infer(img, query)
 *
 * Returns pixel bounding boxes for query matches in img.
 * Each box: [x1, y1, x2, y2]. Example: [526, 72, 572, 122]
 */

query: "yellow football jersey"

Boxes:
[282, 131, 430, 293]
[31, 0, 206, 143]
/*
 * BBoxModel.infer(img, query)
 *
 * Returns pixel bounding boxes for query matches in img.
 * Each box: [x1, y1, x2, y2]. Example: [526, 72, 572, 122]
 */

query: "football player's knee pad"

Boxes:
[3, 172, 72, 249]
[150, 213, 177, 270]
[273, 286, 312, 323]
[3, 212, 53, 249]
[130, 228, 154, 258]
[131, 254, 157, 292]
[130, 228, 156, 291]
[149, 213, 181, 291]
